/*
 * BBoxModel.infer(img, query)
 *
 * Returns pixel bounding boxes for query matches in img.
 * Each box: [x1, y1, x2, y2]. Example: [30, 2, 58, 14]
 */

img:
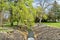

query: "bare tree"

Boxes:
[37, 0, 52, 23]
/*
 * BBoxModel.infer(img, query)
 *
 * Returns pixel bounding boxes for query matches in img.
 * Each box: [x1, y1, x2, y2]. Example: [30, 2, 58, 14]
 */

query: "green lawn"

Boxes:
[43, 22, 60, 28]
[1, 22, 60, 32]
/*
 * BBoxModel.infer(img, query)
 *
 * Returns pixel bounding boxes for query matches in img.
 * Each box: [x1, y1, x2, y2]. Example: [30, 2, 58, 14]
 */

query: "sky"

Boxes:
[33, 0, 60, 8]
[57, 0, 60, 4]
[33, 0, 60, 13]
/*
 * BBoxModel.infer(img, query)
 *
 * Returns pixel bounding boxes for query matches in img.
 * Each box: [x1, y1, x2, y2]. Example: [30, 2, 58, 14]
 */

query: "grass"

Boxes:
[0, 22, 18, 32]
[1, 22, 60, 32]
[0, 26, 13, 32]
[43, 22, 60, 28]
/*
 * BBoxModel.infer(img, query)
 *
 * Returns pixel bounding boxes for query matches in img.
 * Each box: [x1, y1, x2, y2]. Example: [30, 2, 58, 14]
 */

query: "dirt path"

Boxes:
[32, 24, 60, 40]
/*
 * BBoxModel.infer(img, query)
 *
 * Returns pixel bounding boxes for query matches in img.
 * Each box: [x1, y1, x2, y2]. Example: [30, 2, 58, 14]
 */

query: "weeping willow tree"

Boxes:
[0, 0, 43, 28]
[0, 0, 42, 27]
[17, 0, 35, 29]
[13, 0, 35, 37]
[1, 0, 35, 27]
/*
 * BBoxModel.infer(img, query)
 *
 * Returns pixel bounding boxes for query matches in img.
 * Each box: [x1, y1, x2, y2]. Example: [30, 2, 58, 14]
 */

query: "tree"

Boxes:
[16, 0, 35, 38]
[0, 0, 5, 27]
[4, 0, 35, 27]
[48, 1, 60, 22]
[48, 11, 56, 22]
[0, 0, 14, 27]
[36, 6, 43, 23]
[35, 0, 52, 23]
[18, 0, 35, 28]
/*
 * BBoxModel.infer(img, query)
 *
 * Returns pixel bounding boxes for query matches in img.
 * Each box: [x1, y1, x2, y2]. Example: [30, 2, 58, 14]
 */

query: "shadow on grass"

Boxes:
[42, 21, 60, 23]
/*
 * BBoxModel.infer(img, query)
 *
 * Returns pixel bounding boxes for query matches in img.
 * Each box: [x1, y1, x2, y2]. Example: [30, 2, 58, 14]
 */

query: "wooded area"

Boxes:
[0, 0, 60, 40]
[0, 0, 60, 27]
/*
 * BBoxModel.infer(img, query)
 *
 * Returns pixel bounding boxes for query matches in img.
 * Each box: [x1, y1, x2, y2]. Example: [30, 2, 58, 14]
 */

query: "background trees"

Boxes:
[0, 0, 60, 27]
[48, 1, 60, 22]
[34, 0, 52, 23]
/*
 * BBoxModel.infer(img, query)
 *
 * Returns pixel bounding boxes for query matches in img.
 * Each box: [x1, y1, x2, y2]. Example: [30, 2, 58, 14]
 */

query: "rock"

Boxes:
[35, 27, 60, 40]
[0, 30, 25, 40]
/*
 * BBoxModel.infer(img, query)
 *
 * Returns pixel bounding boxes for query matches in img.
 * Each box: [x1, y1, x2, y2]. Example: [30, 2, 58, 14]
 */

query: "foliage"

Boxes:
[20, 0, 35, 28]
[1, 0, 60, 28]
[42, 14, 48, 20]
[48, 1, 60, 22]
[8, 0, 35, 28]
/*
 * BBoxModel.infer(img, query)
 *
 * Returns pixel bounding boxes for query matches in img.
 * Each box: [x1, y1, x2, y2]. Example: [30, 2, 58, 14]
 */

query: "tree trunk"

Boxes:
[0, 11, 3, 27]
[39, 18, 41, 23]
[10, 8, 13, 26]
[11, 20, 13, 26]
[39, 17, 42, 23]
